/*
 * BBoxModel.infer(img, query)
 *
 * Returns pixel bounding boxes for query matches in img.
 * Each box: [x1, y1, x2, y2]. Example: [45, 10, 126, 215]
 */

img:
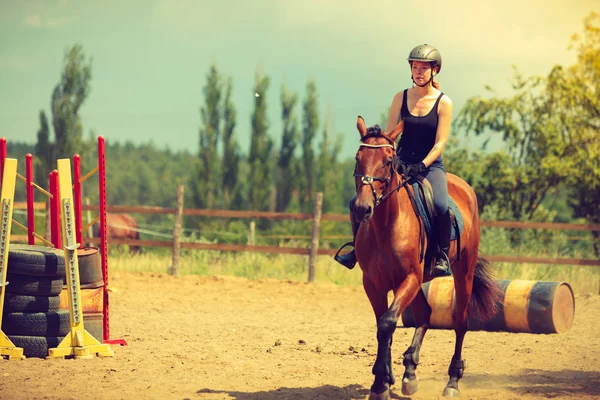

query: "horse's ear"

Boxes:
[388, 120, 404, 142]
[357, 116, 367, 137]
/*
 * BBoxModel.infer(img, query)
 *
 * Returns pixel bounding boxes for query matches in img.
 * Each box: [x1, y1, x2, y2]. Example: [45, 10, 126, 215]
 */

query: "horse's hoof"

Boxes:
[442, 386, 461, 398]
[368, 388, 390, 400]
[401, 376, 419, 395]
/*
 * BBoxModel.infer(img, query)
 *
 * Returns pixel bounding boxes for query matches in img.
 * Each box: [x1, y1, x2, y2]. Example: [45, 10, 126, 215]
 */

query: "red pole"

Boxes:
[98, 137, 127, 346]
[96, 137, 111, 343]
[73, 154, 83, 246]
[0, 138, 6, 187]
[50, 170, 61, 249]
[26, 154, 35, 245]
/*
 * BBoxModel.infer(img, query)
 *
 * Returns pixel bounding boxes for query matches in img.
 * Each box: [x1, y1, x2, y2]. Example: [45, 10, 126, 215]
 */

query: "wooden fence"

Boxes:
[12, 190, 600, 279]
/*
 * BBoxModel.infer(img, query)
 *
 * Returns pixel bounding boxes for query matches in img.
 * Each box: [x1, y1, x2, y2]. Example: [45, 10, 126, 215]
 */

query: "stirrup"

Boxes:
[430, 252, 451, 276]
[334, 242, 357, 270]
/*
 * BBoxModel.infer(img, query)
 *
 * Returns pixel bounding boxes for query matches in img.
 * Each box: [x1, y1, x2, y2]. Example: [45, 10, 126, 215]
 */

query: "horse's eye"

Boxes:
[384, 158, 392, 166]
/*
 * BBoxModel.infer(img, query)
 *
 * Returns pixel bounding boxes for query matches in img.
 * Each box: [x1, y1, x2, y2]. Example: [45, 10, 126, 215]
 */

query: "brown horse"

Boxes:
[93, 213, 141, 254]
[351, 117, 501, 399]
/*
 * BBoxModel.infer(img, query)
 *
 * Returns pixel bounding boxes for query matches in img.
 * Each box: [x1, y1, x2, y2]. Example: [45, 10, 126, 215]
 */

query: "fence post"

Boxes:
[308, 192, 323, 283]
[170, 185, 184, 276]
[248, 221, 255, 245]
[85, 197, 94, 242]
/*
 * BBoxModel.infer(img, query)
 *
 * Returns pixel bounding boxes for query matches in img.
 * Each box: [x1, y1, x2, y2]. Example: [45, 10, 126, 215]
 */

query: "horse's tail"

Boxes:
[469, 255, 503, 321]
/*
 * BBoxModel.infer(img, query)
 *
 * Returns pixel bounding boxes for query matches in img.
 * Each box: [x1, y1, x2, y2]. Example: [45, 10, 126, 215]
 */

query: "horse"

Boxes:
[92, 213, 141, 255]
[350, 116, 501, 399]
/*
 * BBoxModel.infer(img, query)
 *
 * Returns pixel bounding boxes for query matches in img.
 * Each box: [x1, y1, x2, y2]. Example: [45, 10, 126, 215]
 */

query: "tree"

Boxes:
[248, 70, 273, 211]
[455, 68, 576, 221]
[51, 44, 91, 160]
[276, 85, 299, 212]
[222, 77, 241, 209]
[300, 80, 319, 212]
[554, 12, 600, 254]
[194, 63, 222, 209]
[34, 110, 54, 186]
[455, 12, 600, 253]
[316, 109, 344, 213]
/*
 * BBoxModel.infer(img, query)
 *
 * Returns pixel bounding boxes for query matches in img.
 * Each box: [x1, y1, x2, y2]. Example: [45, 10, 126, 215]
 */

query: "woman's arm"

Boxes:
[385, 91, 404, 133]
[422, 95, 453, 167]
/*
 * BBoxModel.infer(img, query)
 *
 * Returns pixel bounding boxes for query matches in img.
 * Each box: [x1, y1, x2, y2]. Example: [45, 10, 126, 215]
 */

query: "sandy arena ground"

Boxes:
[1, 271, 599, 400]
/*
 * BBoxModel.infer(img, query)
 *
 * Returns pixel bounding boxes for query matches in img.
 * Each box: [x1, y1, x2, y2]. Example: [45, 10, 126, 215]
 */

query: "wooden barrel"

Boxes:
[59, 285, 105, 342]
[401, 277, 575, 334]
[59, 285, 104, 313]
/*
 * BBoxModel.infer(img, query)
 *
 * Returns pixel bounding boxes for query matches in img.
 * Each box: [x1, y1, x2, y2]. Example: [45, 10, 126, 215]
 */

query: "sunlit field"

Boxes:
[106, 249, 599, 295]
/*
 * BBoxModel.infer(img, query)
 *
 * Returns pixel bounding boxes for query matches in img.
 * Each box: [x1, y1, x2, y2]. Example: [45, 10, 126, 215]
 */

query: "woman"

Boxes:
[335, 43, 453, 276]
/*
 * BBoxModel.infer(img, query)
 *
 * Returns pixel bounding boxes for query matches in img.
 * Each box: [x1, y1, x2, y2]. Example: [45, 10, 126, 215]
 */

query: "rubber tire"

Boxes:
[2, 292, 61, 313]
[5, 274, 64, 296]
[2, 310, 71, 336]
[7, 335, 62, 358]
[8, 244, 65, 277]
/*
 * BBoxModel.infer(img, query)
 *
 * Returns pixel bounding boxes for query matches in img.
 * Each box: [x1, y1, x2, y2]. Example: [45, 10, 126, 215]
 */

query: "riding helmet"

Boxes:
[407, 44, 442, 73]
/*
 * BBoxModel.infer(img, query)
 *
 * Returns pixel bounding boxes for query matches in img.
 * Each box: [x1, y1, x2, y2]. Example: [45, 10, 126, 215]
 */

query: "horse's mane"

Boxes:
[360, 125, 395, 146]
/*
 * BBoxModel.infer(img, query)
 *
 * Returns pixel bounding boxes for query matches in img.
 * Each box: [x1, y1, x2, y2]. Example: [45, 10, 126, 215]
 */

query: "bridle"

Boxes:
[353, 141, 410, 207]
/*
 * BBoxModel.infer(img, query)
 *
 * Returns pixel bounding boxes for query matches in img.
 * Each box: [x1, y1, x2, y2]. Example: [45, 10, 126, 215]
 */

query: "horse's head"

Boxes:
[353, 116, 404, 222]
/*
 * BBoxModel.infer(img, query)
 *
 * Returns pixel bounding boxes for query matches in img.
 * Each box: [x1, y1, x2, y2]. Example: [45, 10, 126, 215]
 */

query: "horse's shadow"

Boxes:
[196, 369, 600, 399]
[195, 384, 409, 400]
[465, 369, 600, 398]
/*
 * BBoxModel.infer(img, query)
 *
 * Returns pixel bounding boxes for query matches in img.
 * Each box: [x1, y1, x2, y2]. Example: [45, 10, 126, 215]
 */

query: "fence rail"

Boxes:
[13, 201, 600, 269]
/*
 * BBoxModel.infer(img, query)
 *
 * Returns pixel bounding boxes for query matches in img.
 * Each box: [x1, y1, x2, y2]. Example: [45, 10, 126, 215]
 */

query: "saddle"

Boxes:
[403, 177, 464, 265]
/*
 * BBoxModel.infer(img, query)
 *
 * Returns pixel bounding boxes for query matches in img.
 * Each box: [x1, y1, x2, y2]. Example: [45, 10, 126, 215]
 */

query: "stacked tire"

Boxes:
[3, 244, 105, 358]
[3, 244, 69, 358]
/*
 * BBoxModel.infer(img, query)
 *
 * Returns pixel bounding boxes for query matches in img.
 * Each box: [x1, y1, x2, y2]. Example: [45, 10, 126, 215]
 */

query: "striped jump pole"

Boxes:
[401, 277, 575, 334]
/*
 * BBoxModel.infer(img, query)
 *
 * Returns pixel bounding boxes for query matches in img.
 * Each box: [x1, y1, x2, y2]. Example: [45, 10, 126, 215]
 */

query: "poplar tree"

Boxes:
[317, 110, 343, 213]
[276, 85, 298, 212]
[248, 71, 273, 211]
[195, 63, 222, 209]
[51, 44, 91, 159]
[222, 77, 241, 209]
[300, 80, 319, 212]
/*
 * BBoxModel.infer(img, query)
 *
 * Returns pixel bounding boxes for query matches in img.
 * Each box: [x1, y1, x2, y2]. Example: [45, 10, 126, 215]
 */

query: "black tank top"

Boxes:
[397, 89, 444, 163]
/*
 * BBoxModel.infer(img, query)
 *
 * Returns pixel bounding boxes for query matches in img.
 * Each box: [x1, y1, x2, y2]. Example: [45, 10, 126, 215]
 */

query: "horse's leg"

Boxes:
[365, 273, 421, 400]
[443, 259, 473, 398]
[401, 288, 432, 396]
[363, 277, 391, 399]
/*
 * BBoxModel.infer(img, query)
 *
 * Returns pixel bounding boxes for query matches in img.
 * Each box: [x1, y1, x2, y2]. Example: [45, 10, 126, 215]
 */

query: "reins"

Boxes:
[354, 141, 426, 262]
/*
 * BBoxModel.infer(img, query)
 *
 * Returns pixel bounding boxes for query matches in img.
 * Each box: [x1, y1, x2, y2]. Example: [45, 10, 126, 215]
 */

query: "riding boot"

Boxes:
[432, 209, 452, 276]
[334, 220, 361, 270]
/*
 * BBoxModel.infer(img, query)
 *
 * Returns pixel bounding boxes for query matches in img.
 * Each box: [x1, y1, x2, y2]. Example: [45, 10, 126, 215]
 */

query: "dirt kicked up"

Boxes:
[1, 271, 599, 400]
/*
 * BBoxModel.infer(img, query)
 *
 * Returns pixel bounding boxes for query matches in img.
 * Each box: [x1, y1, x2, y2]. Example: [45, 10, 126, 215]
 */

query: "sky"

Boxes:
[0, 0, 597, 160]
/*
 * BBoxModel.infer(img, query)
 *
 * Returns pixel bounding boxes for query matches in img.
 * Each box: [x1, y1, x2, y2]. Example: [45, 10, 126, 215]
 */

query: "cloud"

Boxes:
[23, 14, 75, 28]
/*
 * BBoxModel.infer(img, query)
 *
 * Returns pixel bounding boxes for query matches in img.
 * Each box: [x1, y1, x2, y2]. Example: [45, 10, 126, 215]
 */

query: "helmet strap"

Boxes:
[412, 75, 433, 87]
